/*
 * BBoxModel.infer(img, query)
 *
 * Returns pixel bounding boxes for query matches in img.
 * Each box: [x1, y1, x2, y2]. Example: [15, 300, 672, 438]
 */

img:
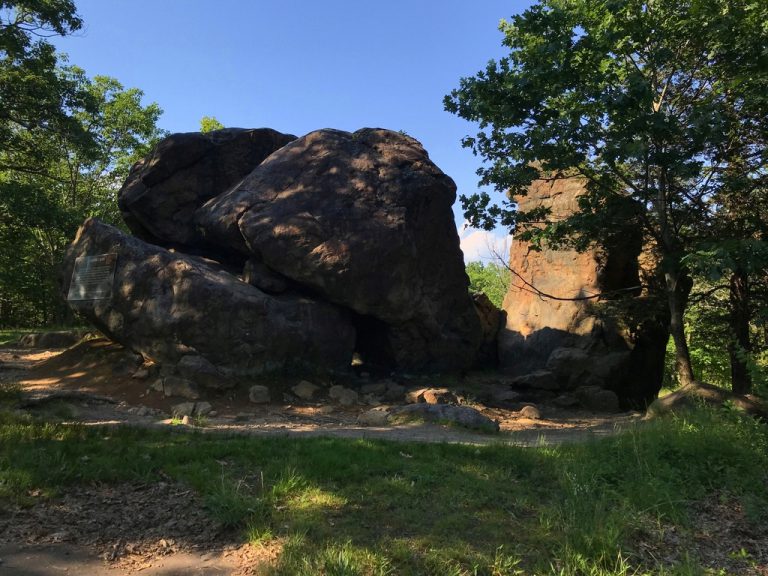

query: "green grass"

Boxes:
[0, 380, 22, 404]
[1, 407, 767, 575]
[0, 328, 26, 346]
[0, 325, 89, 346]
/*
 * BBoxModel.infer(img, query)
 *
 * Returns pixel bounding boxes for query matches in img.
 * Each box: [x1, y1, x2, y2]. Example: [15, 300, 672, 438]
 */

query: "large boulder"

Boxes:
[118, 128, 295, 249]
[498, 175, 668, 408]
[196, 128, 481, 371]
[61, 219, 355, 384]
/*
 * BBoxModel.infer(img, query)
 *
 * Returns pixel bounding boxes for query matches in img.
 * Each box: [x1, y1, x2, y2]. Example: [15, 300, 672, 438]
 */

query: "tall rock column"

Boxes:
[498, 175, 668, 408]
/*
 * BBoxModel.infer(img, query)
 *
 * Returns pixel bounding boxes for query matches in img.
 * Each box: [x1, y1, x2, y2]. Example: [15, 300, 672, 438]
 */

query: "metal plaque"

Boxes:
[67, 253, 118, 301]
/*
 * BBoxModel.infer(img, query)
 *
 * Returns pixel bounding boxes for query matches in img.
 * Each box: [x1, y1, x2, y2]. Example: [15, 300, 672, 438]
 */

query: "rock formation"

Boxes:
[118, 128, 296, 250]
[63, 219, 356, 386]
[197, 128, 481, 370]
[63, 127, 482, 383]
[498, 175, 669, 408]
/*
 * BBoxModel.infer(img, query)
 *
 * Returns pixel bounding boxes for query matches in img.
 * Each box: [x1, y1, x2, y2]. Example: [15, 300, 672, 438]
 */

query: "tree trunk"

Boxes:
[729, 270, 752, 394]
[665, 269, 696, 386]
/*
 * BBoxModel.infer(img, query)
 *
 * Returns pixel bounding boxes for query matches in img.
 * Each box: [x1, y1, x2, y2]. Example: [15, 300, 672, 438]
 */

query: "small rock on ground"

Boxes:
[171, 402, 196, 418]
[519, 405, 542, 419]
[292, 381, 321, 401]
[357, 407, 390, 426]
[405, 387, 460, 405]
[249, 385, 271, 404]
[391, 403, 499, 432]
[162, 376, 200, 400]
[329, 385, 358, 406]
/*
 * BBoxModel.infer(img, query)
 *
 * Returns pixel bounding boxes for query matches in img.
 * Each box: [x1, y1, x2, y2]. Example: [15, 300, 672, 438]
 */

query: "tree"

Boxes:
[445, 0, 768, 388]
[465, 261, 510, 308]
[0, 71, 164, 325]
[200, 115, 224, 133]
[1, 1, 94, 165]
[0, 2, 165, 326]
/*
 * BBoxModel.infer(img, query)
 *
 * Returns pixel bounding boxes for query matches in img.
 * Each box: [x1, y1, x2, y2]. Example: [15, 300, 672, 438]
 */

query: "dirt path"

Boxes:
[0, 342, 646, 575]
[1, 343, 644, 446]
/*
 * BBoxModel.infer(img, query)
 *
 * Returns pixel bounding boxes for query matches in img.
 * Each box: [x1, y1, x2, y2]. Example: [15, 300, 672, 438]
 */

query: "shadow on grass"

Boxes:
[1, 407, 767, 575]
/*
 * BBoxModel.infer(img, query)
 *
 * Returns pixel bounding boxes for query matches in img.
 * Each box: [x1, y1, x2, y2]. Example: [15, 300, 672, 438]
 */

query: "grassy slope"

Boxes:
[1, 408, 766, 575]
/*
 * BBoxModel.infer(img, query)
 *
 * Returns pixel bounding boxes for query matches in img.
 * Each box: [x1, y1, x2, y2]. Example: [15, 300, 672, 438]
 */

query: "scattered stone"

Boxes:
[329, 385, 358, 406]
[382, 381, 406, 401]
[404, 388, 424, 403]
[162, 376, 200, 400]
[545, 347, 590, 377]
[292, 381, 321, 401]
[181, 415, 191, 425]
[159, 363, 176, 377]
[358, 407, 390, 426]
[575, 386, 620, 413]
[553, 393, 579, 408]
[131, 367, 150, 380]
[194, 401, 213, 416]
[248, 385, 271, 404]
[135, 405, 151, 417]
[176, 355, 231, 389]
[363, 395, 382, 406]
[511, 370, 559, 390]
[519, 405, 542, 419]
[406, 387, 459, 405]
[390, 404, 499, 432]
[149, 379, 164, 392]
[359, 382, 387, 395]
[316, 405, 335, 415]
[171, 402, 196, 418]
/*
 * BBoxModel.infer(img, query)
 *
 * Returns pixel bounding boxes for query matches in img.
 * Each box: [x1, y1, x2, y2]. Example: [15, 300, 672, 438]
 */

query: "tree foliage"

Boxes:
[199, 115, 224, 133]
[465, 261, 510, 308]
[446, 0, 768, 389]
[0, 2, 164, 326]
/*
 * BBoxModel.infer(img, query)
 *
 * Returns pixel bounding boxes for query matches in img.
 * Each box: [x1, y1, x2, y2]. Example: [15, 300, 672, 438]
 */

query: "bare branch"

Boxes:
[488, 245, 642, 302]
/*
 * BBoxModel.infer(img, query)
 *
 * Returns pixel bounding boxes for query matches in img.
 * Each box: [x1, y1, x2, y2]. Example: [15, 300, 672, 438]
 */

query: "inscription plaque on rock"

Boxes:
[67, 253, 118, 301]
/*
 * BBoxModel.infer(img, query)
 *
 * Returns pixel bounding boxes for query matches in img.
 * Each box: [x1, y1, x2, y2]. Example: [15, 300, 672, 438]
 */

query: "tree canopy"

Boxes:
[466, 261, 510, 308]
[200, 115, 224, 133]
[0, 1, 164, 326]
[446, 0, 768, 389]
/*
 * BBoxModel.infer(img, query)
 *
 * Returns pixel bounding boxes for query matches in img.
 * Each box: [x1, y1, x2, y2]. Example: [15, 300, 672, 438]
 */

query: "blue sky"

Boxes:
[54, 1, 533, 260]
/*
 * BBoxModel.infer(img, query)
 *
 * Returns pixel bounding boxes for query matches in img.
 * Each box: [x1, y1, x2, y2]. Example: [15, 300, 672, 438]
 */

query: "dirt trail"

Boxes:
[0, 341, 645, 575]
[1, 342, 644, 446]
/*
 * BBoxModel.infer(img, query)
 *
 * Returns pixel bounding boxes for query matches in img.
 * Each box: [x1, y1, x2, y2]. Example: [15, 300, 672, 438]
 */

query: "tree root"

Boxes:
[647, 382, 768, 419]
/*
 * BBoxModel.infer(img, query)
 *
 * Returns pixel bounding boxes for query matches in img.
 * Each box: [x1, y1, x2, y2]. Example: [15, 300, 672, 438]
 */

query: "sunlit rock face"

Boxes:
[65, 128, 482, 379]
[498, 175, 669, 408]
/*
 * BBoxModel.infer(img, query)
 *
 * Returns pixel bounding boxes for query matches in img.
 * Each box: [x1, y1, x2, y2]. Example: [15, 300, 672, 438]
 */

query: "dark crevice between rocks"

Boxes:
[349, 312, 397, 376]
